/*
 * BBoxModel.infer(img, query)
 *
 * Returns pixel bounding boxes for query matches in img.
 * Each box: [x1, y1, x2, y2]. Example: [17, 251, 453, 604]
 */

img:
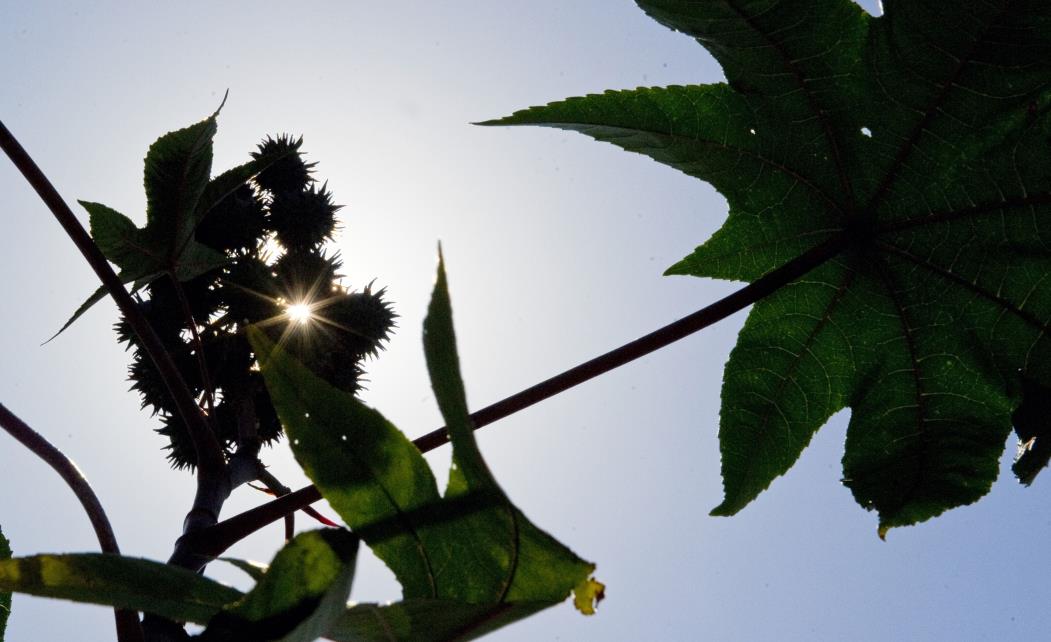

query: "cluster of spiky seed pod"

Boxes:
[116, 135, 396, 469]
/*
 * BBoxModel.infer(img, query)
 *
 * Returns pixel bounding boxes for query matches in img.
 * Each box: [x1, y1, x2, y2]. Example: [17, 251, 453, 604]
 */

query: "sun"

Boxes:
[285, 302, 313, 324]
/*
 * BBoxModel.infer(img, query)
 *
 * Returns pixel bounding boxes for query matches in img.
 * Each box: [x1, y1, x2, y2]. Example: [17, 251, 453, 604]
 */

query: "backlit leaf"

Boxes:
[0, 553, 241, 624]
[200, 529, 358, 642]
[247, 251, 599, 638]
[54, 106, 235, 338]
[488, 1, 1051, 534]
[326, 599, 550, 642]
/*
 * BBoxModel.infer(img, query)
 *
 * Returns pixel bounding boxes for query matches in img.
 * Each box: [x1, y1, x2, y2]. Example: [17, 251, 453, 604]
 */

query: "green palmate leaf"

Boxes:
[53, 106, 237, 339]
[200, 529, 358, 642]
[247, 252, 600, 638]
[489, 1, 1051, 534]
[0, 553, 241, 624]
[1, 526, 10, 641]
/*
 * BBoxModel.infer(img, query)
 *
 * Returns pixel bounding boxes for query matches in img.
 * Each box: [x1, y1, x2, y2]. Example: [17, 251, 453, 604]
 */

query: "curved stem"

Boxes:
[185, 234, 848, 559]
[0, 121, 225, 480]
[0, 402, 144, 642]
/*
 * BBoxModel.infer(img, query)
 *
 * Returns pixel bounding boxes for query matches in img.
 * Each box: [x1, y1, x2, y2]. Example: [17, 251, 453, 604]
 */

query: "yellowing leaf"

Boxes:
[572, 577, 605, 616]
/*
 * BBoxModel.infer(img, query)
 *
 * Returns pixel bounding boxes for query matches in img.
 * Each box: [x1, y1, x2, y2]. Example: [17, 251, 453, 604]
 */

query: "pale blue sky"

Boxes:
[1, 2, 1049, 640]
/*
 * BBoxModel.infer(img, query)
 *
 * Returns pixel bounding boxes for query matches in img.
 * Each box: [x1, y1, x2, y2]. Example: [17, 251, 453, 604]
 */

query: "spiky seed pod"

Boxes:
[146, 272, 223, 332]
[115, 297, 183, 348]
[218, 257, 281, 325]
[126, 346, 203, 415]
[323, 287, 397, 361]
[156, 413, 199, 470]
[264, 285, 395, 394]
[196, 184, 267, 254]
[272, 329, 368, 395]
[273, 249, 342, 299]
[253, 382, 284, 444]
[202, 333, 254, 397]
[117, 132, 394, 470]
[267, 183, 340, 251]
[252, 135, 315, 193]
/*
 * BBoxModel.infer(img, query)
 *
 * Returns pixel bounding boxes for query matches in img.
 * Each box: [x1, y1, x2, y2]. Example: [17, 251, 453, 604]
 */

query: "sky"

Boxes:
[1, 1, 1050, 640]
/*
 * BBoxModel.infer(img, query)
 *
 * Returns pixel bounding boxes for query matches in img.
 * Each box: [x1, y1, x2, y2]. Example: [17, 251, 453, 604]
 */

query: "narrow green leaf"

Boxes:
[247, 327, 443, 598]
[200, 529, 358, 642]
[48, 285, 110, 342]
[426, 248, 502, 490]
[250, 253, 602, 622]
[423, 250, 599, 607]
[423, 249, 518, 602]
[0, 526, 11, 641]
[46, 267, 165, 343]
[0, 553, 241, 624]
[217, 558, 268, 582]
[326, 599, 550, 642]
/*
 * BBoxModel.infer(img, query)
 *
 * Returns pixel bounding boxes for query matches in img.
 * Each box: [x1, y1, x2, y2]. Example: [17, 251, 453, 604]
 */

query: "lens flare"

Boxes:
[285, 302, 313, 324]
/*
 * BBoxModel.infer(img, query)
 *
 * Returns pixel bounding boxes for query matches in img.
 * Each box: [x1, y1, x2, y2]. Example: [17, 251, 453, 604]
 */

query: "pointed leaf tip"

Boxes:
[709, 506, 730, 517]
[212, 89, 230, 118]
[572, 577, 605, 616]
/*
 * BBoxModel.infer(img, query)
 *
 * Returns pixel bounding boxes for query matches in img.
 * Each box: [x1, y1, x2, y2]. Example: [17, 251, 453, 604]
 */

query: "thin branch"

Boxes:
[185, 234, 849, 559]
[0, 402, 144, 642]
[0, 405, 119, 553]
[0, 121, 225, 480]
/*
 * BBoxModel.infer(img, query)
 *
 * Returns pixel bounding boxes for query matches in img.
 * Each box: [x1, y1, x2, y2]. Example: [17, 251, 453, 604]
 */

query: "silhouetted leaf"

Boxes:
[142, 112, 218, 250]
[489, 1, 1051, 534]
[53, 109, 231, 339]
